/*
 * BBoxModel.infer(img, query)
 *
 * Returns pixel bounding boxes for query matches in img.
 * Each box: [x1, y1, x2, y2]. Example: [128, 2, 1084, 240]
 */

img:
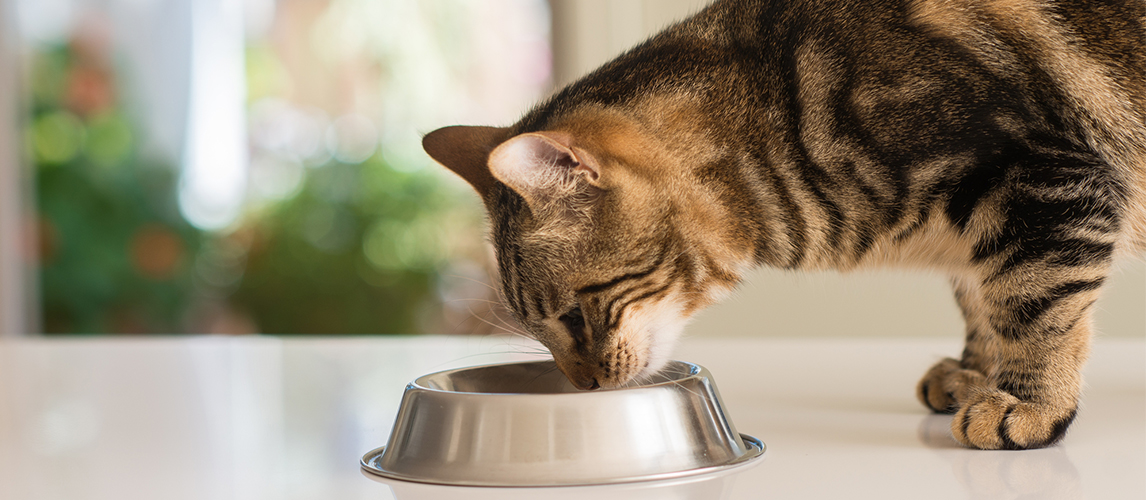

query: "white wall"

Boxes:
[689, 263, 1144, 339]
[549, 0, 714, 88]
[547, 0, 1146, 339]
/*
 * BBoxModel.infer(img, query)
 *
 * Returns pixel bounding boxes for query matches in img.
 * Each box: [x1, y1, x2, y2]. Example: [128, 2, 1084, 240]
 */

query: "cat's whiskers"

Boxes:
[442, 273, 503, 293]
[464, 306, 533, 339]
[445, 295, 504, 306]
[667, 379, 705, 400]
[492, 329, 550, 354]
[624, 365, 706, 400]
[526, 363, 562, 389]
[442, 291, 533, 339]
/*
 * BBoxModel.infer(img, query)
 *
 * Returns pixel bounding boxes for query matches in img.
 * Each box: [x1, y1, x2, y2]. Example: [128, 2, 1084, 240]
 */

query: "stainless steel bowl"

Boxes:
[361, 360, 765, 487]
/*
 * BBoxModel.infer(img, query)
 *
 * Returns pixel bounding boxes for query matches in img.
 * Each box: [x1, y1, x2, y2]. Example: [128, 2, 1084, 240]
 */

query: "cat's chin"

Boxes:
[624, 285, 736, 386]
[628, 320, 687, 386]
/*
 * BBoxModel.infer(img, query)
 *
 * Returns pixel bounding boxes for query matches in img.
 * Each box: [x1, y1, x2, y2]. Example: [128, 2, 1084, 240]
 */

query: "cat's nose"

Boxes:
[553, 359, 603, 390]
[572, 376, 600, 391]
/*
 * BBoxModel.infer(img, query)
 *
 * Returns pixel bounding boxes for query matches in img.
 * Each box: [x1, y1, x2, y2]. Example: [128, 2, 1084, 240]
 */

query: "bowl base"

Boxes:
[360, 433, 766, 487]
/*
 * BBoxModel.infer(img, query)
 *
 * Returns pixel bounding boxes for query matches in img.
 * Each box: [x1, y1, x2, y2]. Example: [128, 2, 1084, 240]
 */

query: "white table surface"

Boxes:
[1, 335, 1142, 499]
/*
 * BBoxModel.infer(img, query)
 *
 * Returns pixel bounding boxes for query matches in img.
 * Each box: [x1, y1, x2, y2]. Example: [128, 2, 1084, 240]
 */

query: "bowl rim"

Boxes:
[409, 359, 706, 396]
[359, 433, 766, 488]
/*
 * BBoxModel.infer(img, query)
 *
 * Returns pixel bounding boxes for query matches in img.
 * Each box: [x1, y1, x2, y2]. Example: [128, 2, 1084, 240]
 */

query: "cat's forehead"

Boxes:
[496, 217, 647, 290]
[541, 100, 703, 173]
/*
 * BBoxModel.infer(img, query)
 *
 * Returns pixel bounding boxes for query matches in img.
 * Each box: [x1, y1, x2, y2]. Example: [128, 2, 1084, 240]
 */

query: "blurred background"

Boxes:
[0, 0, 1141, 338]
[1, 0, 555, 335]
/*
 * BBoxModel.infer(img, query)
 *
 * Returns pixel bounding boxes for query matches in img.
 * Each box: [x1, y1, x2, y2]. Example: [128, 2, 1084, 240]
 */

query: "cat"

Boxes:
[421, 0, 1146, 450]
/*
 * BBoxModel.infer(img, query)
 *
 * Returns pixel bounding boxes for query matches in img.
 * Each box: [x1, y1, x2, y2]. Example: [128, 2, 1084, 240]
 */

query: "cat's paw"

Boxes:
[951, 391, 1078, 450]
[916, 357, 985, 414]
[917, 358, 1078, 449]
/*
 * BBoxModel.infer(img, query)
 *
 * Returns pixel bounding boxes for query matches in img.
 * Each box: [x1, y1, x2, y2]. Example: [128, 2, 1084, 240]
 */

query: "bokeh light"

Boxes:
[30, 111, 84, 165]
[19, 0, 551, 334]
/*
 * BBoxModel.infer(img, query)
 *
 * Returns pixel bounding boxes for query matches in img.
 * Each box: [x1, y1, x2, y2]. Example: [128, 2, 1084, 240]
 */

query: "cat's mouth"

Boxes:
[543, 292, 693, 390]
[550, 359, 603, 391]
[550, 342, 673, 391]
[549, 350, 645, 391]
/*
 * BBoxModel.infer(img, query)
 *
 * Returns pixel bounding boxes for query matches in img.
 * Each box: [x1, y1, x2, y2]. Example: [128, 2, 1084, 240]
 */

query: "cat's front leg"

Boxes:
[920, 266, 1100, 449]
[917, 150, 1119, 448]
[949, 326, 1089, 451]
[917, 277, 996, 414]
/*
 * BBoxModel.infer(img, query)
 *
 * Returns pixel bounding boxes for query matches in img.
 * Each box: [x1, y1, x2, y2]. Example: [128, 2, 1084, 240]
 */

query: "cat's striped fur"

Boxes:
[423, 0, 1146, 450]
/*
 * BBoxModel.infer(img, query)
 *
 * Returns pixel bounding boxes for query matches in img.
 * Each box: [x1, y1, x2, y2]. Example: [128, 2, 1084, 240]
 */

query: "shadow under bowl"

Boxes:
[361, 360, 765, 487]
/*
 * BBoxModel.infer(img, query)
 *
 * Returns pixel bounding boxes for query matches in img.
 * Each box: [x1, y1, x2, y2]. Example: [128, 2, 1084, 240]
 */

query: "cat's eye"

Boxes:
[558, 306, 588, 344]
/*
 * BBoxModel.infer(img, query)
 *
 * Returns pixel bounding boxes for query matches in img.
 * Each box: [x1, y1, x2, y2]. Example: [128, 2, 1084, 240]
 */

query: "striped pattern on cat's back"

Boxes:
[422, 0, 1145, 450]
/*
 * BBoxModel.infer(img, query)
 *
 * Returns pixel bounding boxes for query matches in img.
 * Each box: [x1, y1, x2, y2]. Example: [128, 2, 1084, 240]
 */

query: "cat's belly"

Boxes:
[852, 214, 974, 273]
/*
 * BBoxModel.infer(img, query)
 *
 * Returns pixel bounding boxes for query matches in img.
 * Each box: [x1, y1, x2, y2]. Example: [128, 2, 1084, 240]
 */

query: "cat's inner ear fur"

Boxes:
[488, 132, 603, 210]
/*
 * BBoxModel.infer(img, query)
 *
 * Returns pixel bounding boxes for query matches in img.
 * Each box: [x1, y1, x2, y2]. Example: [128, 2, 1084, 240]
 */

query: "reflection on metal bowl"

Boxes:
[361, 360, 765, 487]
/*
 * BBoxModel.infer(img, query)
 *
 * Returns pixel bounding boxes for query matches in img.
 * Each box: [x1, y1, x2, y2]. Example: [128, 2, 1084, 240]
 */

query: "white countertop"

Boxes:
[1, 335, 1142, 499]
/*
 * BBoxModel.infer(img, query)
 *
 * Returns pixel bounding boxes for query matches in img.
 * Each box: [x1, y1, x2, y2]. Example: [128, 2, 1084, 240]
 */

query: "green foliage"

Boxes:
[31, 45, 201, 333]
[31, 38, 482, 335]
[230, 156, 480, 334]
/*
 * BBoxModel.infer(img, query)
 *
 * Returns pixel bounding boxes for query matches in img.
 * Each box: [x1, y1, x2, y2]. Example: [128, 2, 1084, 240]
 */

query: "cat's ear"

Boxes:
[487, 132, 602, 208]
[422, 125, 511, 197]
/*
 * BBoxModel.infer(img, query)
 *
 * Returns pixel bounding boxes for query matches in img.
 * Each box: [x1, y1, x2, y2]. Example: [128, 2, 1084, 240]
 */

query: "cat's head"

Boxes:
[423, 106, 747, 389]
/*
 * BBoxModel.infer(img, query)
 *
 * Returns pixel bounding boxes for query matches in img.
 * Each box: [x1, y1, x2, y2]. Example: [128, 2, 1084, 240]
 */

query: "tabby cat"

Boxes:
[422, 0, 1146, 450]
